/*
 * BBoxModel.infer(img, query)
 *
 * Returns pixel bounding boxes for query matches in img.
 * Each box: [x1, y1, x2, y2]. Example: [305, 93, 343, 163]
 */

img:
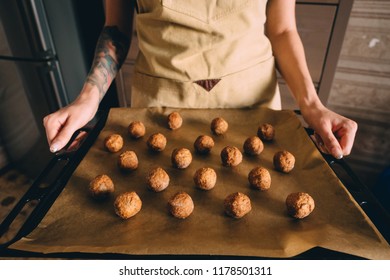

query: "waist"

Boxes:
[135, 2, 272, 81]
[135, 41, 273, 81]
[131, 56, 281, 110]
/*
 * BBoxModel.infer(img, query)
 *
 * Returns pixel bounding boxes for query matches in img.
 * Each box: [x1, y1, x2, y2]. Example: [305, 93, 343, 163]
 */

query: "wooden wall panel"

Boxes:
[328, 0, 390, 188]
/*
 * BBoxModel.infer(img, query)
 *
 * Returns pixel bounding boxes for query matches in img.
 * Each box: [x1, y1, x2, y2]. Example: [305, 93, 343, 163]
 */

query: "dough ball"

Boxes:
[128, 121, 145, 139]
[224, 192, 252, 218]
[104, 134, 123, 153]
[114, 191, 142, 219]
[248, 167, 271, 191]
[194, 135, 214, 154]
[243, 136, 264, 156]
[273, 150, 295, 173]
[286, 192, 315, 219]
[89, 174, 114, 199]
[211, 117, 228, 135]
[147, 133, 167, 152]
[118, 150, 138, 171]
[220, 146, 242, 167]
[171, 148, 192, 169]
[167, 111, 183, 130]
[193, 167, 217, 190]
[168, 192, 194, 219]
[147, 167, 170, 192]
[257, 123, 275, 141]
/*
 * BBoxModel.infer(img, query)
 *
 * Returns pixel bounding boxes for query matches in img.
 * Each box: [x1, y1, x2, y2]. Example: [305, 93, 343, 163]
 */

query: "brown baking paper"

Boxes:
[10, 108, 390, 259]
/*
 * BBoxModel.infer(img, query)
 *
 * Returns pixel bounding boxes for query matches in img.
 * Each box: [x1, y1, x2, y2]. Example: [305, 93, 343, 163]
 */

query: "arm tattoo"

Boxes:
[86, 26, 130, 101]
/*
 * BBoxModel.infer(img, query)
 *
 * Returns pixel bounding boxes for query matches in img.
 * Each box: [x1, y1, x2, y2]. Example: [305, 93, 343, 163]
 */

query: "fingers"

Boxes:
[49, 123, 80, 153]
[43, 112, 79, 153]
[43, 113, 67, 145]
[315, 118, 358, 159]
[42, 94, 100, 153]
[301, 105, 358, 159]
[317, 130, 344, 159]
[334, 119, 358, 156]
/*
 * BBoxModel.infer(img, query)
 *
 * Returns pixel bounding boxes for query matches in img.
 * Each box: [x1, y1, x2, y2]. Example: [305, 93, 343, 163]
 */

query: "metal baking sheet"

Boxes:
[9, 108, 390, 259]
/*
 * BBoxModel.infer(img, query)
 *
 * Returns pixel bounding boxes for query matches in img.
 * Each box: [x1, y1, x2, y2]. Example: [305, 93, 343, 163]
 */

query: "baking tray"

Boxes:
[0, 108, 389, 259]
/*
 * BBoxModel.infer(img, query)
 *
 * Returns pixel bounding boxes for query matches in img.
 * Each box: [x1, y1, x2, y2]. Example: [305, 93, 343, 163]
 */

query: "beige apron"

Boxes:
[131, 0, 281, 109]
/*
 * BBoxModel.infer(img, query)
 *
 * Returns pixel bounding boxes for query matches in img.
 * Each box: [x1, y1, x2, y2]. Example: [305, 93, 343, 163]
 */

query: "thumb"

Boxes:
[318, 130, 343, 159]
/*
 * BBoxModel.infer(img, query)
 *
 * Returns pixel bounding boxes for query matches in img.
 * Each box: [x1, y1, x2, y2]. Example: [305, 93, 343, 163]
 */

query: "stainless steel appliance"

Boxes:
[0, 0, 111, 177]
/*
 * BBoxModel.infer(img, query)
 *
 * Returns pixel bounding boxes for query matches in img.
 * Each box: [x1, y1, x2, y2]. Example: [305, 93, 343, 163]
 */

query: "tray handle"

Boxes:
[0, 110, 108, 249]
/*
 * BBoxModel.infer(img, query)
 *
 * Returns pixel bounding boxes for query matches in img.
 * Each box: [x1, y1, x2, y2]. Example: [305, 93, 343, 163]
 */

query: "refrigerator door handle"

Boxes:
[15, 0, 69, 108]
[47, 60, 69, 108]
[28, 0, 56, 55]
[15, 0, 57, 58]
[28, 0, 70, 108]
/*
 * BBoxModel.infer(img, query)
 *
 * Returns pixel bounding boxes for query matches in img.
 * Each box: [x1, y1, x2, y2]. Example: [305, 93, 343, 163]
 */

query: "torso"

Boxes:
[131, 0, 281, 109]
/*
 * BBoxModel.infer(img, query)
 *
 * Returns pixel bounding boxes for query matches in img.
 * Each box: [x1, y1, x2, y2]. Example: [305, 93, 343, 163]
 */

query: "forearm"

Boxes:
[43, 0, 135, 153]
[268, 30, 323, 110]
[82, 25, 130, 102]
[265, 0, 357, 158]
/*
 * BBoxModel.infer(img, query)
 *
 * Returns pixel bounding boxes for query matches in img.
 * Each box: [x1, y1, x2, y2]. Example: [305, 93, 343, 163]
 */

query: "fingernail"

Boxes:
[50, 142, 59, 153]
[335, 154, 343, 159]
[331, 147, 343, 159]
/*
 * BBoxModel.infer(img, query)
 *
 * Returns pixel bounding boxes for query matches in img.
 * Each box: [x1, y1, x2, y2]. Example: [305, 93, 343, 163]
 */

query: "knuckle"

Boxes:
[350, 120, 358, 131]
[43, 113, 56, 125]
[344, 119, 358, 131]
[42, 115, 50, 125]
[323, 133, 336, 144]
[317, 119, 328, 129]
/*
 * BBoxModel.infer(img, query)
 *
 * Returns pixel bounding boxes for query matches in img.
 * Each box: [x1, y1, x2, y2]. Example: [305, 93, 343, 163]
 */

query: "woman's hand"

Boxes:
[265, 0, 358, 158]
[301, 103, 358, 159]
[43, 89, 100, 153]
[43, 3, 134, 154]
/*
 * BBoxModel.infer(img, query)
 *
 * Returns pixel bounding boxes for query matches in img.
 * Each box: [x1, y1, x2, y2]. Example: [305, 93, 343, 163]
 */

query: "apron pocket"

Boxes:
[131, 56, 281, 110]
[161, 0, 256, 23]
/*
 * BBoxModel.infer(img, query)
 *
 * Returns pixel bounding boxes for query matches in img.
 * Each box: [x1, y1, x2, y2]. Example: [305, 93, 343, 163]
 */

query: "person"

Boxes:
[43, 0, 357, 159]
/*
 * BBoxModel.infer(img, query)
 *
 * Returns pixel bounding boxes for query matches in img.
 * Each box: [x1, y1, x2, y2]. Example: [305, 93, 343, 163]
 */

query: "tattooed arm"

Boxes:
[86, 26, 130, 102]
[43, 0, 135, 152]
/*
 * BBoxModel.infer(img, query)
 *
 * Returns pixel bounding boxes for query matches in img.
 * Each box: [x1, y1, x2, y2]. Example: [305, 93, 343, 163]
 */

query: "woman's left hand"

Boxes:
[300, 103, 358, 159]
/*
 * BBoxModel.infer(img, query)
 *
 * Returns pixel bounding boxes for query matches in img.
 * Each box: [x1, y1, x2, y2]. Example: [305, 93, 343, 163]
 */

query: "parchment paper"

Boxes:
[10, 108, 390, 259]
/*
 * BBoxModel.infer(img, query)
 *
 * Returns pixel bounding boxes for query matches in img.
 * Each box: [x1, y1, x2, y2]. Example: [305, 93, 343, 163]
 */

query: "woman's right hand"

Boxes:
[43, 1, 134, 153]
[43, 89, 100, 153]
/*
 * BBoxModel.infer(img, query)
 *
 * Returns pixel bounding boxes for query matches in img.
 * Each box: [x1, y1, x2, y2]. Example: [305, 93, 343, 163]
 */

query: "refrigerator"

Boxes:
[0, 0, 113, 177]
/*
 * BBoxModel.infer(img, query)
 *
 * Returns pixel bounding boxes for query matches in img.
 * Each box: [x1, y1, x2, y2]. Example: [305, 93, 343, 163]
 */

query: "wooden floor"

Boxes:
[0, 167, 33, 244]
